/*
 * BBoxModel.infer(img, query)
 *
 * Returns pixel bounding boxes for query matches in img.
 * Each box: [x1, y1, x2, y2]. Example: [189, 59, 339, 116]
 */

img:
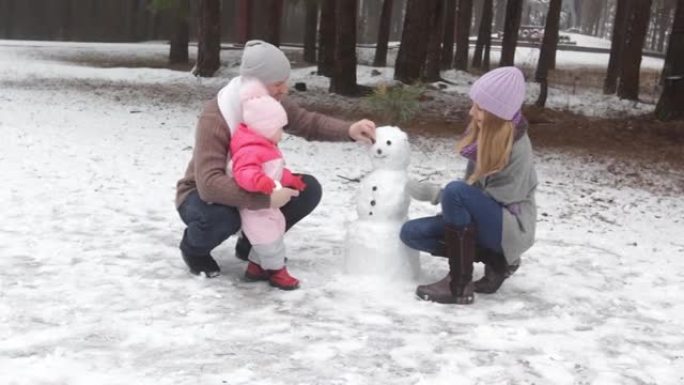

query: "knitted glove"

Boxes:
[254, 175, 277, 194]
[285, 175, 307, 191]
[406, 178, 442, 205]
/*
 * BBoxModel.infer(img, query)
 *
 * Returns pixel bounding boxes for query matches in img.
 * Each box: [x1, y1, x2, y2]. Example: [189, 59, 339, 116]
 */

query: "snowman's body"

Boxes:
[344, 126, 420, 280]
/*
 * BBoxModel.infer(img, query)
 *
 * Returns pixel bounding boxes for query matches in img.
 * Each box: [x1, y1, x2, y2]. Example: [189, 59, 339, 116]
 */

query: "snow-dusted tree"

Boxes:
[330, 0, 358, 95]
[317, 0, 336, 77]
[395, 0, 439, 84]
[193, 0, 220, 77]
[655, 0, 684, 120]
[235, 0, 251, 45]
[440, 0, 457, 70]
[373, 0, 394, 67]
[499, 0, 523, 67]
[454, 0, 473, 71]
[303, 0, 319, 64]
[472, 0, 493, 70]
[618, 0, 653, 100]
[535, 0, 562, 107]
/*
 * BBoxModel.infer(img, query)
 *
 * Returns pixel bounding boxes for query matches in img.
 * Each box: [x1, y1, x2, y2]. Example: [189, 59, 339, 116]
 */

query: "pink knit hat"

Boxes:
[240, 78, 288, 141]
[468, 66, 526, 120]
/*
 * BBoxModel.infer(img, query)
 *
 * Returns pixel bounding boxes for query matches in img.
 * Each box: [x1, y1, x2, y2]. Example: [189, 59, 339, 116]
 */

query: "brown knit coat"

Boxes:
[176, 97, 352, 210]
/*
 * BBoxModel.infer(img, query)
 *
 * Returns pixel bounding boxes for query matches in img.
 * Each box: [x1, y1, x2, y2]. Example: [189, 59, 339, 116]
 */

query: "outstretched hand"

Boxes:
[349, 119, 376, 144]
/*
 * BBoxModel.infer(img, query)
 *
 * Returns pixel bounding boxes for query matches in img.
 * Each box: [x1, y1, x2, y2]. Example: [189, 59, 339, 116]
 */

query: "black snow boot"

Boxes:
[234, 232, 251, 261]
[181, 250, 221, 278]
[473, 248, 519, 294]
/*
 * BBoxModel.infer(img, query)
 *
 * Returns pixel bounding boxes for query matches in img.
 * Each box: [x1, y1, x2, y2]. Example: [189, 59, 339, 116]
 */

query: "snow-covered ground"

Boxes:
[1, 41, 683, 385]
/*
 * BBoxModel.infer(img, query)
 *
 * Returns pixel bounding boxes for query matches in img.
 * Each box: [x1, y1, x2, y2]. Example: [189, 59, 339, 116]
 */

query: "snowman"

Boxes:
[344, 125, 420, 280]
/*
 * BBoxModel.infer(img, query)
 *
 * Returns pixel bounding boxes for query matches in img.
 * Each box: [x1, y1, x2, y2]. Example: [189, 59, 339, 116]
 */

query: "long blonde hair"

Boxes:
[457, 108, 515, 184]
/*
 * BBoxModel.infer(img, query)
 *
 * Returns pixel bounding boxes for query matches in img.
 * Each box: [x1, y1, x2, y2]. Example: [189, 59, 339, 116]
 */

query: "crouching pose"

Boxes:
[401, 67, 538, 304]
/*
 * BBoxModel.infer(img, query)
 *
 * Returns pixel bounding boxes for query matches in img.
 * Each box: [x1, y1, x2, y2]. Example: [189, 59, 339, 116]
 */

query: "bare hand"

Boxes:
[270, 187, 300, 208]
[349, 119, 376, 144]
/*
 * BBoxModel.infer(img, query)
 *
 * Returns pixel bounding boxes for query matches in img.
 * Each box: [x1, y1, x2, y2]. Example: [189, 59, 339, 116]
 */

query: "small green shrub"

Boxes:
[363, 83, 425, 125]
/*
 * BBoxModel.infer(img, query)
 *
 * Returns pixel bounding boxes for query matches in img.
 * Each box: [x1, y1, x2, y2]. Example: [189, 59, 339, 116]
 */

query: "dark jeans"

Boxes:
[400, 180, 503, 254]
[177, 174, 322, 257]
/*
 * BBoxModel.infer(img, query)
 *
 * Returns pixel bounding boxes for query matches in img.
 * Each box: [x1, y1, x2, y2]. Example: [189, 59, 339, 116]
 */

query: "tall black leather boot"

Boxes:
[416, 224, 476, 304]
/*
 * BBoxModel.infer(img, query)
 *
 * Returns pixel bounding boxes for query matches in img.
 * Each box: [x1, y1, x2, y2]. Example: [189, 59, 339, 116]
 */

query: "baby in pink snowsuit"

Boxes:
[230, 79, 306, 290]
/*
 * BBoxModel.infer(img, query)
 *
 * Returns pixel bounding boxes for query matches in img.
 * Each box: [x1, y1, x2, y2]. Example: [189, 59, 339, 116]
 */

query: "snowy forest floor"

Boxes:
[1, 41, 683, 385]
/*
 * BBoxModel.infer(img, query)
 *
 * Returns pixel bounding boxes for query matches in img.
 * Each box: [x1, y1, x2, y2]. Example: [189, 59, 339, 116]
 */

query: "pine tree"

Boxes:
[618, 0, 653, 100]
[395, 0, 439, 83]
[472, 0, 493, 70]
[454, 0, 473, 71]
[303, 0, 319, 64]
[318, 0, 336, 77]
[330, 0, 358, 95]
[500, 0, 523, 66]
[535, 0, 562, 107]
[655, 0, 684, 120]
[373, 0, 394, 67]
[193, 0, 221, 77]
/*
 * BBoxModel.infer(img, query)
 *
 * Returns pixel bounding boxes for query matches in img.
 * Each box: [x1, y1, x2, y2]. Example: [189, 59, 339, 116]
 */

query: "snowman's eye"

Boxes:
[386, 140, 392, 146]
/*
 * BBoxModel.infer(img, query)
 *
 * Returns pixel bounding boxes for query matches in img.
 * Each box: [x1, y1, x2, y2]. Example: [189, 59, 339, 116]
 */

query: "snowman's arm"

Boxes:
[232, 152, 276, 194]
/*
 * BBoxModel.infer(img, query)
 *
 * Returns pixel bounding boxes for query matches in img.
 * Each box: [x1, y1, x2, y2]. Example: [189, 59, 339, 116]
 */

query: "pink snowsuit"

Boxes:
[230, 122, 305, 269]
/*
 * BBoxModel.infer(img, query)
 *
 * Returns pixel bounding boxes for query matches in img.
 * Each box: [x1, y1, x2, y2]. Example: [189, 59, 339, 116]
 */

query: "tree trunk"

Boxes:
[318, 0, 336, 76]
[473, 0, 493, 68]
[604, 0, 629, 94]
[59, 0, 73, 41]
[618, 0, 652, 100]
[126, 0, 141, 41]
[236, 0, 251, 45]
[655, 0, 684, 120]
[535, 0, 562, 107]
[441, 0, 457, 69]
[303, 0, 319, 64]
[330, 0, 358, 95]
[395, 0, 438, 83]
[499, 0, 523, 66]
[423, 0, 444, 81]
[170, 0, 190, 65]
[266, 0, 283, 46]
[3, 0, 15, 38]
[454, 0, 473, 71]
[493, 0, 506, 33]
[373, 0, 394, 67]
[657, 0, 674, 52]
[193, 0, 221, 77]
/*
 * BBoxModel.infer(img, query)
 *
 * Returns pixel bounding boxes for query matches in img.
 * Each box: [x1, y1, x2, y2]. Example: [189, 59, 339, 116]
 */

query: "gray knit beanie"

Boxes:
[239, 40, 291, 85]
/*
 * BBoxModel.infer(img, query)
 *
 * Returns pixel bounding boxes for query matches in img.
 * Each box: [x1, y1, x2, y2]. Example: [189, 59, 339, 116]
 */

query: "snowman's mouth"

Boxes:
[373, 154, 387, 159]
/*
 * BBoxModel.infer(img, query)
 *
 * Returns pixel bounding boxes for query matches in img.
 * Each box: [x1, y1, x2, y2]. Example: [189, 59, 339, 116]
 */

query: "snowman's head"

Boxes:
[370, 126, 410, 170]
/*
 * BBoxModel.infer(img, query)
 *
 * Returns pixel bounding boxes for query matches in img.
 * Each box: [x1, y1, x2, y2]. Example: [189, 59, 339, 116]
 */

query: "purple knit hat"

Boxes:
[468, 67, 526, 120]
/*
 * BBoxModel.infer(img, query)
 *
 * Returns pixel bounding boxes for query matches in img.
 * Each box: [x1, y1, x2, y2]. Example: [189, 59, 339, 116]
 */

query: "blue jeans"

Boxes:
[400, 181, 503, 254]
[177, 174, 322, 257]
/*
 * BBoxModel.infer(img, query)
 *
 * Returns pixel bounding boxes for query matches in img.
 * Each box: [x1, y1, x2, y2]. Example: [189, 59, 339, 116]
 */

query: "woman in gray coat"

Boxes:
[401, 67, 538, 305]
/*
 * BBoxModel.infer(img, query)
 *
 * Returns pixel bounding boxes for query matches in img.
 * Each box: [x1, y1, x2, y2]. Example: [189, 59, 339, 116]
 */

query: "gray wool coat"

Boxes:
[465, 133, 538, 264]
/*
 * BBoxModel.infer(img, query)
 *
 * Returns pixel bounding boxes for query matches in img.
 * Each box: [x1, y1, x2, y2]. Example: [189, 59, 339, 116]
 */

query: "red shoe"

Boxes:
[268, 267, 300, 290]
[244, 262, 270, 282]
